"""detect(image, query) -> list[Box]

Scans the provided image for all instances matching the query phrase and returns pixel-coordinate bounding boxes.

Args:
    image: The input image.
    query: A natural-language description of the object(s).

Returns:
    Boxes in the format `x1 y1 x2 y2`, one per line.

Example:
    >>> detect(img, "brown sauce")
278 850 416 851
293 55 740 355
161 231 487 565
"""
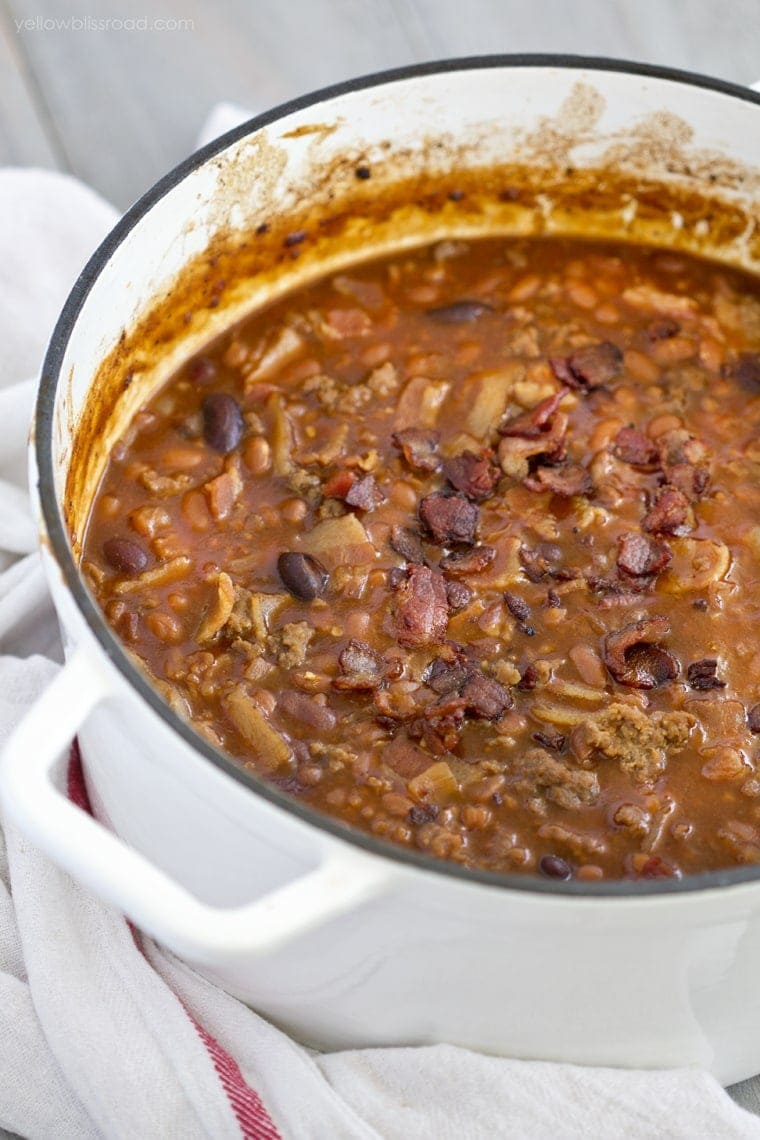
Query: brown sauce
82 236 760 881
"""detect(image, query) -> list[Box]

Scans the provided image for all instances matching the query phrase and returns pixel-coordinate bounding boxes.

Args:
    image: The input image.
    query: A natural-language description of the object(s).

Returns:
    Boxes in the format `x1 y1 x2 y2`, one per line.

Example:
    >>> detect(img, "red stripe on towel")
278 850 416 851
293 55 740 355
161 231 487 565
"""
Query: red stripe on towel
67 742 282 1140
192 1016 282 1140
66 739 90 810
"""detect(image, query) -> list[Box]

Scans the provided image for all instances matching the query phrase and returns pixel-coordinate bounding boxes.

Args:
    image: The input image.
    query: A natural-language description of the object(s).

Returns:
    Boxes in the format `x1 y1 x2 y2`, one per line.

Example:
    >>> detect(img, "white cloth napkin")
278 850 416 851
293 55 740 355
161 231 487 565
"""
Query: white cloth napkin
1 115 760 1140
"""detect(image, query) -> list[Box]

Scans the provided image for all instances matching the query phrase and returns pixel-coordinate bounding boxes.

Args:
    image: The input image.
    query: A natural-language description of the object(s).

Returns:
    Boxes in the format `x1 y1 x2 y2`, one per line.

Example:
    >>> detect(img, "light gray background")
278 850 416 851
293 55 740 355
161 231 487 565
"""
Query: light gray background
1 0 759 209
1 0 759 1127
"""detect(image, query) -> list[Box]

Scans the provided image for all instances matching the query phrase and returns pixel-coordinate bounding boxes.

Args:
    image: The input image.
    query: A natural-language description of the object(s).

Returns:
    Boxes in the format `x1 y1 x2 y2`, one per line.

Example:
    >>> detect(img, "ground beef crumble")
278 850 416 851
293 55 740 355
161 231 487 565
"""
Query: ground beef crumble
580 702 694 785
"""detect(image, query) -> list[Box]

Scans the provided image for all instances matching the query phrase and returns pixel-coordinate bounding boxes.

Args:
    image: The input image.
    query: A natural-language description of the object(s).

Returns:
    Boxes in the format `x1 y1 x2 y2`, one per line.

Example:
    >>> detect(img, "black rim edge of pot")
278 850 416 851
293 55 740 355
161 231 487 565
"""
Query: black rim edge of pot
36 54 760 900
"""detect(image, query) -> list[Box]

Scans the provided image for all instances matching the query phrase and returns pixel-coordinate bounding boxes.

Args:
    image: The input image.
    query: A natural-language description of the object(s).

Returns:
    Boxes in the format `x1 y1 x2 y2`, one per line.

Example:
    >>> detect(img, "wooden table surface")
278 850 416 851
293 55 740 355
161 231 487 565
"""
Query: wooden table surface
1 0 759 210
1 0 760 1123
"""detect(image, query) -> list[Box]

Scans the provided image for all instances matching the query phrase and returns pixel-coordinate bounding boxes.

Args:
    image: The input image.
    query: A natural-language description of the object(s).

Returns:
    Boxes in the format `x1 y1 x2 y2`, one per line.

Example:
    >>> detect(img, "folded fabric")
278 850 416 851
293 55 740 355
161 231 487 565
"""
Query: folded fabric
1 126 760 1139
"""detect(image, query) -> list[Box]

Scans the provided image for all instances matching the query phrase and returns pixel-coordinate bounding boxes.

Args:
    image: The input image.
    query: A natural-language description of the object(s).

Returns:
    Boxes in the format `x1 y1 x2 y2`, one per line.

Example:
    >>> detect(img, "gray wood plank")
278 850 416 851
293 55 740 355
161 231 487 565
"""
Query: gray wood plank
5 0 420 209
728 1075 760 1115
398 0 760 86
8 0 760 210
0 8 60 169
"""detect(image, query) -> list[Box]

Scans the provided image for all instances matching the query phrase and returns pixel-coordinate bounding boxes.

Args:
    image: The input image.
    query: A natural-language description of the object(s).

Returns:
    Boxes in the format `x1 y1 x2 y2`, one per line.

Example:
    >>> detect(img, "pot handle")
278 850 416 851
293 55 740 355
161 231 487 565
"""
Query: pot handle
0 649 391 962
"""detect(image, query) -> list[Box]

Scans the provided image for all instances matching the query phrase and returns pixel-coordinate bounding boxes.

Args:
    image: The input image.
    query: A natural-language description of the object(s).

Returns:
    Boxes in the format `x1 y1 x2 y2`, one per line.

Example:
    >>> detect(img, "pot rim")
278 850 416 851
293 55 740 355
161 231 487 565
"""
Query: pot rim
36 53 760 899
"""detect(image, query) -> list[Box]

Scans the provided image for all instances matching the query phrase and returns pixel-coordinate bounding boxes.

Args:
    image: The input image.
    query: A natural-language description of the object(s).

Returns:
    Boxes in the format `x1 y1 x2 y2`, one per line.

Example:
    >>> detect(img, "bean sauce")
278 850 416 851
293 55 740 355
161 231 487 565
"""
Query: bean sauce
83 237 760 880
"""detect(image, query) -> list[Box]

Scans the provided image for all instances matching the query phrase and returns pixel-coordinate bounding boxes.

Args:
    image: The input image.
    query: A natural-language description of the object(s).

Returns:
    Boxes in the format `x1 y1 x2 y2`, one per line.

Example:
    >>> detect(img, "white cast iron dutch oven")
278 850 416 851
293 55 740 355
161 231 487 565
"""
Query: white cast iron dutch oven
3 56 760 1085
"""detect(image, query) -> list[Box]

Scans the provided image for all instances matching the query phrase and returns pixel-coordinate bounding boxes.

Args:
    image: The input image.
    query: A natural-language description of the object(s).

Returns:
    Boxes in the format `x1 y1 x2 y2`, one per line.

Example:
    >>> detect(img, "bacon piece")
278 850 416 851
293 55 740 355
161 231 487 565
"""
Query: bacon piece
419 493 479 545
686 658 726 691
389 524 425 564
642 486 693 536
417 700 466 754
446 580 473 612
548 357 575 386
612 427 659 470
439 544 496 577
616 533 672 578
425 655 469 695
666 464 710 500
393 564 449 647
499 390 566 438
524 463 594 497
603 616 679 689
647 317 681 340
324 470 385 511
460 672 513 719
587 575 635 596
726 352 760 388
533 730 566 753
424 655 512 722
655 429 710 500
497 392 569 479
520 542 577 584
323 470 356 499
551 341 622 391
391 428 441 473
498 422 568 478
333 639 384 691
443 451 500 501
517 664 540 691
344 474 385 511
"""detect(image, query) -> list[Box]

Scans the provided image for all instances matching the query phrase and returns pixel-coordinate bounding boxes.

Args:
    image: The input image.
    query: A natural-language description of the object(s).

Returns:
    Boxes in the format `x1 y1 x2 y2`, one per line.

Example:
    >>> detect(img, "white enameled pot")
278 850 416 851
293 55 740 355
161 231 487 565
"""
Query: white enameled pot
4 57 760 1085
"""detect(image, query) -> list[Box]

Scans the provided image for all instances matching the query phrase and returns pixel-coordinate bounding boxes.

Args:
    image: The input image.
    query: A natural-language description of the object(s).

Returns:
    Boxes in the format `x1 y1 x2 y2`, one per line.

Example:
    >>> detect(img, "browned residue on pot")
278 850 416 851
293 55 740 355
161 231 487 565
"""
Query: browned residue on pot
63 79 760 553
281 122 340 139
515 81 607 166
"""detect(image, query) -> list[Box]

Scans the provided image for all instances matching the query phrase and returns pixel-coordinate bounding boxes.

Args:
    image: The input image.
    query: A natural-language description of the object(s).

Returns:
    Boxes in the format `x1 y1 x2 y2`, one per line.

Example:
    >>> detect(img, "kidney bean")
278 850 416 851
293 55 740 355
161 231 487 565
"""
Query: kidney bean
426 300 493 323
539 854 573 880
103 537 148 575
277 552 329 600
202 392 244 453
